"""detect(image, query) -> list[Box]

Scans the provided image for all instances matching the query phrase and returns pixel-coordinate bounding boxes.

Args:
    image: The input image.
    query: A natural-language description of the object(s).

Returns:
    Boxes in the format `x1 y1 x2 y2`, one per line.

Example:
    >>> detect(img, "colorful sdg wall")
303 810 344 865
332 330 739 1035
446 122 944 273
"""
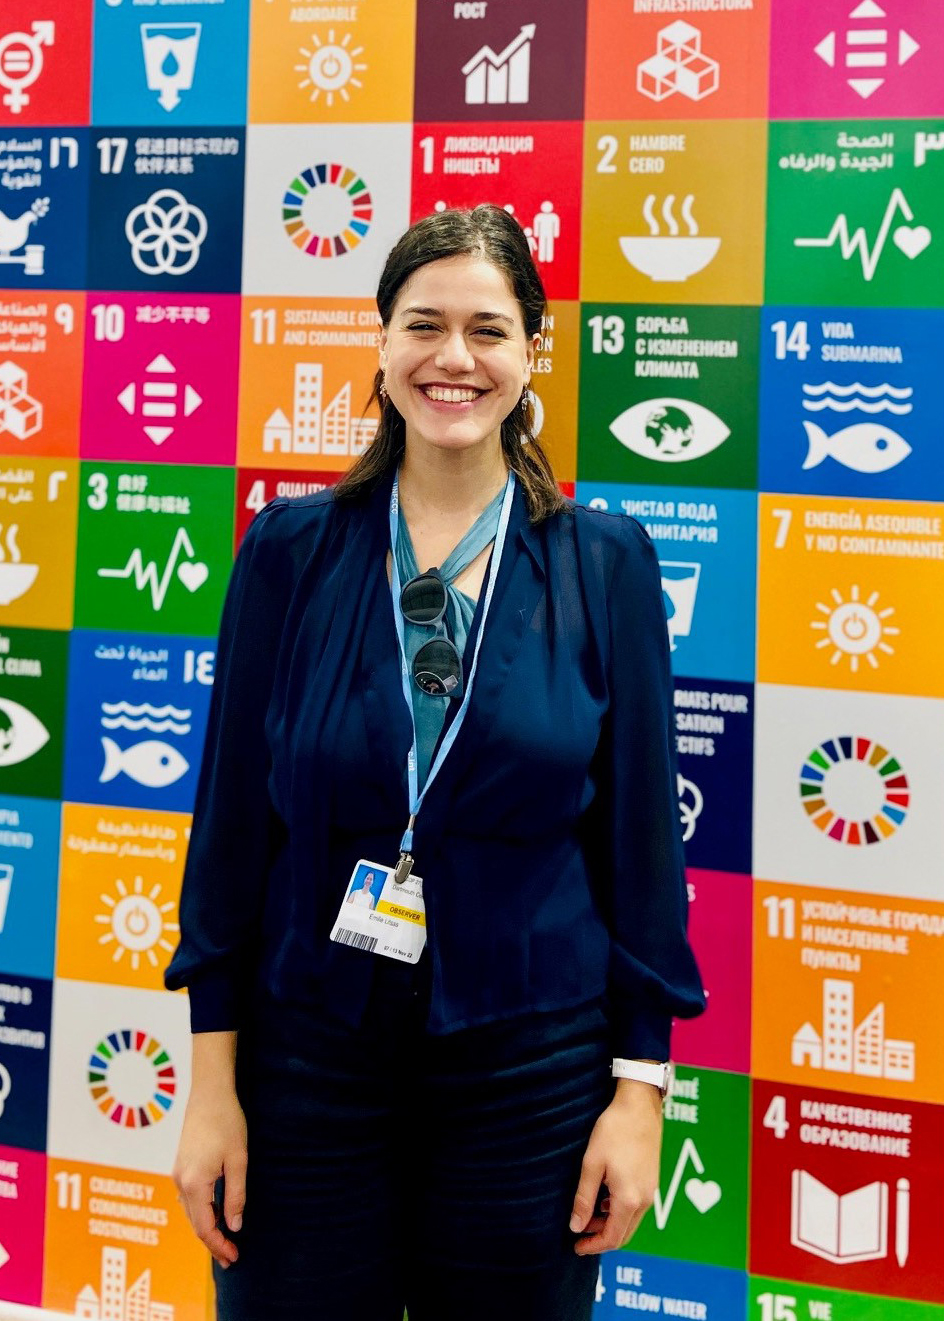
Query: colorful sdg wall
0 0 941 1317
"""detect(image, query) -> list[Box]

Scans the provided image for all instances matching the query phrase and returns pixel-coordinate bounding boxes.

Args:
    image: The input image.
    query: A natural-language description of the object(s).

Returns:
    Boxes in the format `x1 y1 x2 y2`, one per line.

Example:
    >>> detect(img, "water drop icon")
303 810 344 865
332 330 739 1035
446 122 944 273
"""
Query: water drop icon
161 49 180 77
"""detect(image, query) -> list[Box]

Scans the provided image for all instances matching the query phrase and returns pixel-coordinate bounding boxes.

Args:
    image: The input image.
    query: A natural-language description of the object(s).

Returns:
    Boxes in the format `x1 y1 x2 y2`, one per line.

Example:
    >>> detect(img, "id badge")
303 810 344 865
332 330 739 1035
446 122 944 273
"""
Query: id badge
329 859 426 964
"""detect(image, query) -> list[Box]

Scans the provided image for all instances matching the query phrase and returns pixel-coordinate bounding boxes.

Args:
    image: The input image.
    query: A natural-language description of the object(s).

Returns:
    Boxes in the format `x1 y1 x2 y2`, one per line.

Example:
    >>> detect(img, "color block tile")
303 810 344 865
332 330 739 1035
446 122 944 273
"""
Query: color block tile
46 980 190 1175
73 460 235 637
575 483 758 685
586 0 771 121
751 1078 944 1303
56 804 189 992
43 1158 208 1320
596 1253 747 1319
0 626 68 800
0 794 60 980
766 121 944 308
0 974 52 1154
757 493 944 698
0 2 92 126
673 869 752 1076
87 129 245 294
81 294 239 466
769 0 944 120
0 292 84 459
242 124 411 298
629 1066 749 1271
249 0 416 124
411 122 582 299
0 1144 46 1306
578 303 760 488
414 0 587 123
759 307 944 502
62 630 214 813
92 0 250 126
236 296 381 472
0 131 91 290
752 879 944 1105
753 684 944 901
582 119 767 305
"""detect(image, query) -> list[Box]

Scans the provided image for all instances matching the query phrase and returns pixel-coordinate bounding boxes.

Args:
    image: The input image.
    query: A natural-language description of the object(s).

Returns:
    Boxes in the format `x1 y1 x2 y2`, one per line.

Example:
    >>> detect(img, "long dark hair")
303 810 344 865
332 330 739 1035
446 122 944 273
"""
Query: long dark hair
333 204 565 523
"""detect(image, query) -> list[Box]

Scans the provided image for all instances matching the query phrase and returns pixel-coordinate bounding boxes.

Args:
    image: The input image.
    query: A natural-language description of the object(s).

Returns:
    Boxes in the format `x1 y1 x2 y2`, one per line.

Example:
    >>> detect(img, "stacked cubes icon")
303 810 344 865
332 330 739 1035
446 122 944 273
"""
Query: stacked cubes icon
637 21 720 103
0 361 42 440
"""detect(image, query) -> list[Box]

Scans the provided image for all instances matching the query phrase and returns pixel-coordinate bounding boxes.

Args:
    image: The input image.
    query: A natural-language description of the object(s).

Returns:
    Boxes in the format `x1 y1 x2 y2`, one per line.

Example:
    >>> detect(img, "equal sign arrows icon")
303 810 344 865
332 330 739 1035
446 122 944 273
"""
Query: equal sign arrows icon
814 1 920 99
116 353 203 445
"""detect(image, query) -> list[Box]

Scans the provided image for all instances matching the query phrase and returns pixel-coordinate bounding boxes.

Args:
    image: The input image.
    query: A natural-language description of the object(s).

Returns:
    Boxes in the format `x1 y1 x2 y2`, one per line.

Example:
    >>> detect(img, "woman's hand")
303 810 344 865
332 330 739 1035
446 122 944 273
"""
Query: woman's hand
173 1030 246 1270
569 1079 663 1255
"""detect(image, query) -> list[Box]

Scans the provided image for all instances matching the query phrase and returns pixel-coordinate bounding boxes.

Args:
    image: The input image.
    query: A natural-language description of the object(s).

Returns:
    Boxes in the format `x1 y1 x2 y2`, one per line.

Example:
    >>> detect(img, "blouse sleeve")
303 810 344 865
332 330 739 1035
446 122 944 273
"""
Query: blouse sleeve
164 498 291 1032
581 514 706 1060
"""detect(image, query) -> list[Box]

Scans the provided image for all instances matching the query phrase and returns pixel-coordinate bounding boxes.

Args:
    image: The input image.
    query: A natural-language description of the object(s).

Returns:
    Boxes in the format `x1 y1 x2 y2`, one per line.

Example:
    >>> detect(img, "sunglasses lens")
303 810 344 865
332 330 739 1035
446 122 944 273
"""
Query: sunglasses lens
401 572 446 624
413 639 462 698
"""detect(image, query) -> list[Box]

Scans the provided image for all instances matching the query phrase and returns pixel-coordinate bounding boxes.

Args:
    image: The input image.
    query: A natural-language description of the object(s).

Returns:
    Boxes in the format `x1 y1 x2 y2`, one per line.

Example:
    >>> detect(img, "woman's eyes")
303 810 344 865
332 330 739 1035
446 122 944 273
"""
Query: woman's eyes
407 323 505 338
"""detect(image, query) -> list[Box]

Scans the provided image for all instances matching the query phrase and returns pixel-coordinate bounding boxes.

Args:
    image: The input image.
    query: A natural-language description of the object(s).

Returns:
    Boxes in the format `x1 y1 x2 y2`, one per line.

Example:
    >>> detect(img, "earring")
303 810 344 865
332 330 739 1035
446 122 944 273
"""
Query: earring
379 375 387 402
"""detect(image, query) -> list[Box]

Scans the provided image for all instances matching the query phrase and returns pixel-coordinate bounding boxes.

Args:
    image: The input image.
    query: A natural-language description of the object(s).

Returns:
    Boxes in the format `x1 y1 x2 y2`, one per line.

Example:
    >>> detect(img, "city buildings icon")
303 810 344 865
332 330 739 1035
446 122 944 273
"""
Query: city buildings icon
462 24 535 105
76 1245 174 1320
637 22 720 103
263 364 377 457
0 361 42 440
792 978 915 1081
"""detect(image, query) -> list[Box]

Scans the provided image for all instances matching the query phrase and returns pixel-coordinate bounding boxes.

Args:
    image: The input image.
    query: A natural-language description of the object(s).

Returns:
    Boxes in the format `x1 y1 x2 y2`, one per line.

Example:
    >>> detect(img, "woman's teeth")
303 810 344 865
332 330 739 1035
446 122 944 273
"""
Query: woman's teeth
421 386 482 403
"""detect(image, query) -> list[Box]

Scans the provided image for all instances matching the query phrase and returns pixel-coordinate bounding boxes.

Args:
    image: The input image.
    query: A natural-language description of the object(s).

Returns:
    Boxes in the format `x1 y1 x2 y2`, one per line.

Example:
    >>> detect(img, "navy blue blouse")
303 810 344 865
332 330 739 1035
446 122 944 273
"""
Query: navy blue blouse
163 467 705 1058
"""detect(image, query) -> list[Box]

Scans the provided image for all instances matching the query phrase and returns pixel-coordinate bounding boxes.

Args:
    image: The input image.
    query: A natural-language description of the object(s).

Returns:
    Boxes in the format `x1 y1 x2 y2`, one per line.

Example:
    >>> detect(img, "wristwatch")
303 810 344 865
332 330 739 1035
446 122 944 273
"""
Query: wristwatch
611 1058 675 1100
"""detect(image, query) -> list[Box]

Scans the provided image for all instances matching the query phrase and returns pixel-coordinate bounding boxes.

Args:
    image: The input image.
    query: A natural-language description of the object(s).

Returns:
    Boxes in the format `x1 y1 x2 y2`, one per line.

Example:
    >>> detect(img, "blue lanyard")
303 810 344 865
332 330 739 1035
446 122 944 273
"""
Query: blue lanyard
389 466 516 861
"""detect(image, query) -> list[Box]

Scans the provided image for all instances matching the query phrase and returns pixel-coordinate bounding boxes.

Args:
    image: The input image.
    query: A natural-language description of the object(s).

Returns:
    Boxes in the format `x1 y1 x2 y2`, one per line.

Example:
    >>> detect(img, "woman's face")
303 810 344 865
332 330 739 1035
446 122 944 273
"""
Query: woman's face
378 254 539 459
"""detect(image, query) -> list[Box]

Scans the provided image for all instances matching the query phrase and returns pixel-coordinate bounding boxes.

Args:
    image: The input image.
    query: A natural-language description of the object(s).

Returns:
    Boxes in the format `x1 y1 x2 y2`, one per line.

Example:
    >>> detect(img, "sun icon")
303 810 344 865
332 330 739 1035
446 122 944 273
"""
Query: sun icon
810 585 899 672
95 875 179 972
295 30 367 106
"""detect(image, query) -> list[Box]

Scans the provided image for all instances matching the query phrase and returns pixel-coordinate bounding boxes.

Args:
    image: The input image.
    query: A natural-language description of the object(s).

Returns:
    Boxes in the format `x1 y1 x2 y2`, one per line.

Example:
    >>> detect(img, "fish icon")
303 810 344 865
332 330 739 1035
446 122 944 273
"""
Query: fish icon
802 421 912 474
99 737 189 788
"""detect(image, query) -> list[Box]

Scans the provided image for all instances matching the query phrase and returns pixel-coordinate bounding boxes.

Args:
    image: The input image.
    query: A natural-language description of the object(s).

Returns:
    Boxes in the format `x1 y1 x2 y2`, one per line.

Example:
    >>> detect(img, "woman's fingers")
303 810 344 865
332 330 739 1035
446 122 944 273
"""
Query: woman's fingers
573 1192 647 1255
569 1153 605 1233
222 1150 248 1234
180 1179 239 1269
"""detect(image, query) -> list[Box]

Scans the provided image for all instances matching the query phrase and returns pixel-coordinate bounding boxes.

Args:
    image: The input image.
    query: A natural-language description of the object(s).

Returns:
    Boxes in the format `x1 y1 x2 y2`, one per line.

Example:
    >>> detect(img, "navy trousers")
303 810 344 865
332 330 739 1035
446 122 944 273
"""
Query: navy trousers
214 952 614 1320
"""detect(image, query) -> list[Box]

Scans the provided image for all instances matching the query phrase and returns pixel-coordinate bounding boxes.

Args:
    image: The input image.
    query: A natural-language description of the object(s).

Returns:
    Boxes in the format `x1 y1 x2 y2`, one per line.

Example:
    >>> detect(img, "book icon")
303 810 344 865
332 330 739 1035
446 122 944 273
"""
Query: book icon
791 1169 910 1267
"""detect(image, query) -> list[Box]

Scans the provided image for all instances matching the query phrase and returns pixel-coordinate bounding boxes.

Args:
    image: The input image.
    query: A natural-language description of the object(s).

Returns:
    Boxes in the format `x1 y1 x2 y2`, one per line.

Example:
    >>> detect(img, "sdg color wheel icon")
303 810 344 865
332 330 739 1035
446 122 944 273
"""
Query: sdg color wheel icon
799 735 909 845
283 162 372 256
87 1028 177 1128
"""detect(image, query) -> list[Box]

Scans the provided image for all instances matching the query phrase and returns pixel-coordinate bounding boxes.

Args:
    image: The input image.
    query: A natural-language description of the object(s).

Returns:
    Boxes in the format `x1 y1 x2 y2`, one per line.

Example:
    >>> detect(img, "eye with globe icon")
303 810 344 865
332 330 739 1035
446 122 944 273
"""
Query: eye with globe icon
645 404 696 456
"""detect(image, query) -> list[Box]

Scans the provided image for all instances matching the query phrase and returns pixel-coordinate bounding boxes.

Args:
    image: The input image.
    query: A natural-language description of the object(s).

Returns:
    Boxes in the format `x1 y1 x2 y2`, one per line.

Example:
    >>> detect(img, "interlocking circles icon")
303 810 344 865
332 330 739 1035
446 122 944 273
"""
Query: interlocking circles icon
124 188 208 277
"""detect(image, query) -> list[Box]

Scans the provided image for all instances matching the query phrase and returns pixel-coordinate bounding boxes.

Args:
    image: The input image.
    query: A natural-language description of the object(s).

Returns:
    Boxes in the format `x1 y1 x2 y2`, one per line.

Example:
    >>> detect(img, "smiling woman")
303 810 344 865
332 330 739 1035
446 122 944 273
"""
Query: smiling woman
165 203 704 1321
333 203 565 524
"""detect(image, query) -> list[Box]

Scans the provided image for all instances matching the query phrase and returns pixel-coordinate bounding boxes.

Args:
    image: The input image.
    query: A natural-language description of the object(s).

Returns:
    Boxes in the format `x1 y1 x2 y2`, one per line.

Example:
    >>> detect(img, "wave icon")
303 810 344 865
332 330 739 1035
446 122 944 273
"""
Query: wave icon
100 700 192 736
802 381 913 416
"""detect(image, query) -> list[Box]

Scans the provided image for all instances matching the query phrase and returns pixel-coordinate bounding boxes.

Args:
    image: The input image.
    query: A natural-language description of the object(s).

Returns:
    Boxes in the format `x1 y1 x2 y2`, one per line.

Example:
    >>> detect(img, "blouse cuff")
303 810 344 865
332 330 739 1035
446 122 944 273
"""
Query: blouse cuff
610 1005 674 1062
180 970 242 1035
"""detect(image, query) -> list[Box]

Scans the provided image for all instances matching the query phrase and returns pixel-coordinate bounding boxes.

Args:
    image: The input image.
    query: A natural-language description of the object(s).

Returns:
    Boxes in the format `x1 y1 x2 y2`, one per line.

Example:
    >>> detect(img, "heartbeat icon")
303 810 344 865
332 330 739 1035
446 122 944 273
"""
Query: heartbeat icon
652 1137 721 1229
97 527 209 610
795 188 932 281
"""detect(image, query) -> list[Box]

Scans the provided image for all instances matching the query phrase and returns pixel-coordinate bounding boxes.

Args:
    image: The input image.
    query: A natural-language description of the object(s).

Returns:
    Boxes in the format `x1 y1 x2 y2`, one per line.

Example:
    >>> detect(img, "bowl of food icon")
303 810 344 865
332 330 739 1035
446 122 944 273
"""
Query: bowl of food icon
0 563 39 605
618 236 721 281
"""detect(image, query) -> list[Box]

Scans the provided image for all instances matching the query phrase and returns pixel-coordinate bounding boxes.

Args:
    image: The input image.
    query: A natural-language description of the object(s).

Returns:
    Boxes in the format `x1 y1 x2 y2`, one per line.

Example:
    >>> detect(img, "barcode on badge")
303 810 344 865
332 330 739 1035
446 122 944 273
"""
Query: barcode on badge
334 928 379 952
